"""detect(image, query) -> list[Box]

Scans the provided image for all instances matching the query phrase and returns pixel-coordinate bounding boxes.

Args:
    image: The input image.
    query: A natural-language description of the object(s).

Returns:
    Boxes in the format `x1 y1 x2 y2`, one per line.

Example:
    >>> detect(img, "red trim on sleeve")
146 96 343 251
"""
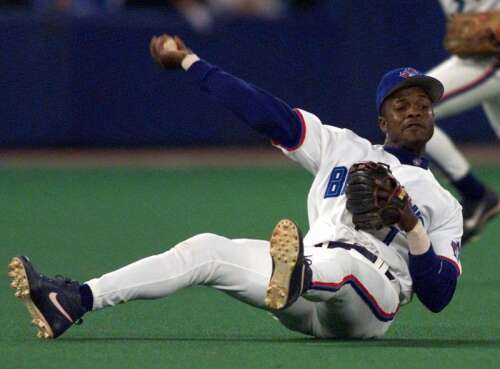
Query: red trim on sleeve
287 108 307 151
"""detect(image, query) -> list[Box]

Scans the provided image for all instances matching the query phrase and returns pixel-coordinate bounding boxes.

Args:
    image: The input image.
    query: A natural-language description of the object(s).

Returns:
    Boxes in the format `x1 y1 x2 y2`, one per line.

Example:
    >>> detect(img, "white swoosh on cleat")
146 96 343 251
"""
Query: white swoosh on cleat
465 204 491 229
48 292 74 323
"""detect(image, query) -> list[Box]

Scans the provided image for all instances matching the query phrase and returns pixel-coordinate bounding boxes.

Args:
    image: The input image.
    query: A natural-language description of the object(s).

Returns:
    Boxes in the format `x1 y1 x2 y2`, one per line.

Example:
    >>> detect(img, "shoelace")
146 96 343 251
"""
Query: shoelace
53 274 78 284
304 256 312 266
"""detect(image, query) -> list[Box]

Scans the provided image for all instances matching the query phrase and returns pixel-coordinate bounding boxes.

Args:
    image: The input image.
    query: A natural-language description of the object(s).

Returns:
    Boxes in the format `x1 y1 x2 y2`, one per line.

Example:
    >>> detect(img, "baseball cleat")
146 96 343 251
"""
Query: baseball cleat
462 188 500 244
265 219 311 310
8 256 87 339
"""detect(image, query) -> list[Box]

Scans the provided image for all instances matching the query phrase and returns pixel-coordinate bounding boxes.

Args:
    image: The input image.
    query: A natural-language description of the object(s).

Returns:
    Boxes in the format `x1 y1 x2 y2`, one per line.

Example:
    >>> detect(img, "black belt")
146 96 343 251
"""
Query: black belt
315 241 395 280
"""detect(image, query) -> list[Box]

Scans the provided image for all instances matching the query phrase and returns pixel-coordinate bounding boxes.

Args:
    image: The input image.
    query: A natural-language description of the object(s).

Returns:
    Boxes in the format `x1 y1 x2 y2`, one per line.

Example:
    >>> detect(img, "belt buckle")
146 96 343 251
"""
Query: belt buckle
374 257 389 275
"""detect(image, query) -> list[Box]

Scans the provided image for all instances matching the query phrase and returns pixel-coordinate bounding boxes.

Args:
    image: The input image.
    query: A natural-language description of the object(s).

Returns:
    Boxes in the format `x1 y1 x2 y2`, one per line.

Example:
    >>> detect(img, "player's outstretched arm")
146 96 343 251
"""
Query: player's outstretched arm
149 34 303 150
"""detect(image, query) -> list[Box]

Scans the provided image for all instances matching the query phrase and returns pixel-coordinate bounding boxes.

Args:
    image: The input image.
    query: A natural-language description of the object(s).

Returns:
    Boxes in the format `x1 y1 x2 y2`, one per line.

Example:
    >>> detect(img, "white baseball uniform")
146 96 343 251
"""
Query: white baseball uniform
85 108 462 339
426 0 500 180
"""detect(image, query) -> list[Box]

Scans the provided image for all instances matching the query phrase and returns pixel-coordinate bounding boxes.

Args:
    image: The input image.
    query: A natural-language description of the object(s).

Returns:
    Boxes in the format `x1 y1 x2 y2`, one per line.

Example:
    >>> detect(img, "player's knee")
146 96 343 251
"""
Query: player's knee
182 233 224 249
185 233 219 244
180 233 231 256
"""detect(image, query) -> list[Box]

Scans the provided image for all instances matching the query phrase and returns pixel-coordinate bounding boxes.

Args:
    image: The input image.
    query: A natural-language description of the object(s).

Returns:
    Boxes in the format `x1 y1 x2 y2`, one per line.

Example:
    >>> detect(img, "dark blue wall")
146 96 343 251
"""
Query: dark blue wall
1 1 496 147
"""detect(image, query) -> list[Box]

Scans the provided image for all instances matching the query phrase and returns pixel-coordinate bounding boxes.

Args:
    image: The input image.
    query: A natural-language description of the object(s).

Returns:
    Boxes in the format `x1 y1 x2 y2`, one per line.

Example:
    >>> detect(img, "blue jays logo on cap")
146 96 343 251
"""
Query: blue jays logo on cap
399 67 419 79
376 67 444 114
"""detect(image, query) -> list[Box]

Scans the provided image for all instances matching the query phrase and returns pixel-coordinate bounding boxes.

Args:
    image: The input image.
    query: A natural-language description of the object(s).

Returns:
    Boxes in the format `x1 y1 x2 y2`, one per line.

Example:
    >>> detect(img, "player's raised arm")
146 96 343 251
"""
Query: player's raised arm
150 34 303 150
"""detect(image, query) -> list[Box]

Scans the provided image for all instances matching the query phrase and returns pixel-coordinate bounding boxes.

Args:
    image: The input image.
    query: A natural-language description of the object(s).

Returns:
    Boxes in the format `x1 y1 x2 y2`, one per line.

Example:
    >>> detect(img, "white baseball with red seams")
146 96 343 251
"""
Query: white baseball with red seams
162 38 178 51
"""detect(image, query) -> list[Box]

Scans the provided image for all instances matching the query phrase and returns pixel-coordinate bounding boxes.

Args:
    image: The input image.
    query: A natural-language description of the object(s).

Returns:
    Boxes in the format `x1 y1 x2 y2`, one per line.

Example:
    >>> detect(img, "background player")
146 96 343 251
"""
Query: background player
8 35 462 340
425 0 500 243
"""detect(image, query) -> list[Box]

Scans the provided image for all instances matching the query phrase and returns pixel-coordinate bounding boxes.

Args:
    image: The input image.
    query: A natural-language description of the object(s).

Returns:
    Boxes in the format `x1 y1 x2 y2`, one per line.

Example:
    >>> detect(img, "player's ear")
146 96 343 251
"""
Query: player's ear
378 116 387 134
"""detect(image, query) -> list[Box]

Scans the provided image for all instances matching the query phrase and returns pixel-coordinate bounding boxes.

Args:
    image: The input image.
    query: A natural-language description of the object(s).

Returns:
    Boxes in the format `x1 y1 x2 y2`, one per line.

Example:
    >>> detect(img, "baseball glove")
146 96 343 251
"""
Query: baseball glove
444 11 500 58
345 162 409 231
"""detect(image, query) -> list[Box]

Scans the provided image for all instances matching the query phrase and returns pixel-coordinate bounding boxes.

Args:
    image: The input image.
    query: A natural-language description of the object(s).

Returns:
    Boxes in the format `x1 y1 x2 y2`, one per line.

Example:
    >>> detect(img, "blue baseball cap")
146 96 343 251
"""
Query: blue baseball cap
376 67 444 114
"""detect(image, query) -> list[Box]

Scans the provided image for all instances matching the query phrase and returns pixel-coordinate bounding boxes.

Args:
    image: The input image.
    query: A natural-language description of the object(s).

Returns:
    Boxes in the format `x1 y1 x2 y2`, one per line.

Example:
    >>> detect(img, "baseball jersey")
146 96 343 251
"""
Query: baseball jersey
439 0 499 15
185 58 462 307
277 109 463 304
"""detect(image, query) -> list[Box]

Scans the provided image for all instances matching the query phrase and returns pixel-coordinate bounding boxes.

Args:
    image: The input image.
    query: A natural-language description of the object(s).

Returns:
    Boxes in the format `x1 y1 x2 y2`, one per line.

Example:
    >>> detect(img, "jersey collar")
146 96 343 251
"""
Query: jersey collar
383 146 429 169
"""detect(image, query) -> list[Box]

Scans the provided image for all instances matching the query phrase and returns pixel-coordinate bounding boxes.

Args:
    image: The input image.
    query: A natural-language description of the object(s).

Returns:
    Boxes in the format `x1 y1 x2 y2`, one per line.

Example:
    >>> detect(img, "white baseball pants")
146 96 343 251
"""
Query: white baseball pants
85 233 400 339
426 56 500 180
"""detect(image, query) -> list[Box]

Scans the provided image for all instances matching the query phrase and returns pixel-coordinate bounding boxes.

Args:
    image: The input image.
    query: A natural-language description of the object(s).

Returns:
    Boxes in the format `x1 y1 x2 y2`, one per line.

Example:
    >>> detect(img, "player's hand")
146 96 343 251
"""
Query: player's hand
398 200 418 232
150 34 192 69
346 162 413 231
373 177 417 231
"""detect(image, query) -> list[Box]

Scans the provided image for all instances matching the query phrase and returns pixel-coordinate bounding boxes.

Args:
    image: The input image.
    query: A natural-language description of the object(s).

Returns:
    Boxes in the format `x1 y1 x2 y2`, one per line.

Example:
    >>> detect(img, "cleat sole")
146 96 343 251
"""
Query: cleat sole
266 219 300 310
8 257 54 339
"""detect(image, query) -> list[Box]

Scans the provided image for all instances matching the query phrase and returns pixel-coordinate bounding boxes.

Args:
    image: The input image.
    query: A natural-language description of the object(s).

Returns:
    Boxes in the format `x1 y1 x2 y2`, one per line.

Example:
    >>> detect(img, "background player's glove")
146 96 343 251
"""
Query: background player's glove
346 162 410 231
150 34 193 69
444 11 500 58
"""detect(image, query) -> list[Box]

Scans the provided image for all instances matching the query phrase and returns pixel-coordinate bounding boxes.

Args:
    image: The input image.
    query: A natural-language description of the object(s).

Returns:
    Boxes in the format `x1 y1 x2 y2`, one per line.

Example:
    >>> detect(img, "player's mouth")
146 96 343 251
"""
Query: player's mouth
403 121 425 130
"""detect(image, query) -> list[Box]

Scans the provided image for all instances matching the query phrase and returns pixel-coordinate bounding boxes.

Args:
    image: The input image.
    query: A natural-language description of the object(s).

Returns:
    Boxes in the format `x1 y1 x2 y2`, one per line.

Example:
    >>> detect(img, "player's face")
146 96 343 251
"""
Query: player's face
378 86 434 155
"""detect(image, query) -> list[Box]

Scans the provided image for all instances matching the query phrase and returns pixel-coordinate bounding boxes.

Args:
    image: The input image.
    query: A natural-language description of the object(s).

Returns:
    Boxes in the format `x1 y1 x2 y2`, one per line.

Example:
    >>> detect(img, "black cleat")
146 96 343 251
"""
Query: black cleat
8 256 86 339
462 188 500 244
265 219 312 310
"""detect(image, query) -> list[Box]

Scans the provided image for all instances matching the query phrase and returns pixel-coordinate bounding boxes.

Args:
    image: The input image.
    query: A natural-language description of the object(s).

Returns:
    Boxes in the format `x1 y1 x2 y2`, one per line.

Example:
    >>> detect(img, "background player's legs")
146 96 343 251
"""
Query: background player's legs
425 126 470 180
428 56 500 119
283 247 400 339
427 56 499 185
86 234 273 310
426 56 500 242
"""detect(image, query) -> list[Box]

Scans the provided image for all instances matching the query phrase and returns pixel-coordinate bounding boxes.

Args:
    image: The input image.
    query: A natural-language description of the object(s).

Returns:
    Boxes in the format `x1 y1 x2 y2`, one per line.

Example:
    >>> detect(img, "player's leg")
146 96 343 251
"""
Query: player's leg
9 233 280 338
271 297 326 337
302 247 400 339
86 234 273 309
428 56 500 119
266 220 399 339
425 126 470 180
272 251 399 340
457 96 500 238
426 56 500 242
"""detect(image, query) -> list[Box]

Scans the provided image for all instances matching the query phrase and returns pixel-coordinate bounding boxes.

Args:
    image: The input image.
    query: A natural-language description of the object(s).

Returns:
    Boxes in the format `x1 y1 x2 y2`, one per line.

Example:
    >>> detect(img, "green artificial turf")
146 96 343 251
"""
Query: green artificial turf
1 165 498 369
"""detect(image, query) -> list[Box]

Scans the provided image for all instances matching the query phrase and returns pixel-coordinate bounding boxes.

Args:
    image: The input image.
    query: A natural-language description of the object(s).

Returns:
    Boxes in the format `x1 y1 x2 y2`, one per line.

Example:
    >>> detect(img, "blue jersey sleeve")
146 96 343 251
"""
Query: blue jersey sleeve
409 246 458 313
185 59 303 149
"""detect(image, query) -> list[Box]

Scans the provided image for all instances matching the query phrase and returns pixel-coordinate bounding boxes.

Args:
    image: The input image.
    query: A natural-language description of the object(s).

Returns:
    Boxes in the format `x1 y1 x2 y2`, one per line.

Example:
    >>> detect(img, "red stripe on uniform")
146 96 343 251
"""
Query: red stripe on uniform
440 59 500 103
311 274 400 320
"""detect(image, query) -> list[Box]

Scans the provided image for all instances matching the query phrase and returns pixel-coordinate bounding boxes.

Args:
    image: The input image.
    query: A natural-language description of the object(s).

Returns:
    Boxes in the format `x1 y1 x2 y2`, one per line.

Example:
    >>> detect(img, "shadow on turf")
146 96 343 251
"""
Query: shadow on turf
63 336 498 348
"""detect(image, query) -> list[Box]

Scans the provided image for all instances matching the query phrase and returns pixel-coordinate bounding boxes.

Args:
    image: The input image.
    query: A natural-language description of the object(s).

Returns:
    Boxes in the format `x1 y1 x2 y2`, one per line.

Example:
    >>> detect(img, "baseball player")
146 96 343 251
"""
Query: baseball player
8 35 462 340
425 0 500 243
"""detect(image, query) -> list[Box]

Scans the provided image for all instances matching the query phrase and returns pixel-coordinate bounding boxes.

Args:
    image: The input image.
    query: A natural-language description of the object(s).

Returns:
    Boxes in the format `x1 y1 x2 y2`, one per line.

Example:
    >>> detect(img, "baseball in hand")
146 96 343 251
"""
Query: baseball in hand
163 38 178 52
